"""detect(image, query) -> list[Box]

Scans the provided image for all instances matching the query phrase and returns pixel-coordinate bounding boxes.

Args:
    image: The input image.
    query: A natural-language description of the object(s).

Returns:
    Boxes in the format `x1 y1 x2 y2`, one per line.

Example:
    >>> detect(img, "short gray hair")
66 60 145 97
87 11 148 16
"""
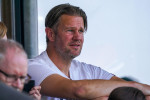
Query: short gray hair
0 39 27 66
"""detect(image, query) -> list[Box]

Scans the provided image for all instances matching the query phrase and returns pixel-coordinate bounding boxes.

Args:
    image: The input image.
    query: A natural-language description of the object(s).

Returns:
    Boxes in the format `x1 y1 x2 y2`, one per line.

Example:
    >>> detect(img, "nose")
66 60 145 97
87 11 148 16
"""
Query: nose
72 31 83 40
12 78 23 91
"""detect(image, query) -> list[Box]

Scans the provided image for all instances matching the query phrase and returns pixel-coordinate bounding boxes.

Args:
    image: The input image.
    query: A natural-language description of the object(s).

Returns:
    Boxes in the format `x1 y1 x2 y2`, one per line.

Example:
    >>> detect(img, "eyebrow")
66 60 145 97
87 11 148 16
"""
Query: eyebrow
64 26 84 30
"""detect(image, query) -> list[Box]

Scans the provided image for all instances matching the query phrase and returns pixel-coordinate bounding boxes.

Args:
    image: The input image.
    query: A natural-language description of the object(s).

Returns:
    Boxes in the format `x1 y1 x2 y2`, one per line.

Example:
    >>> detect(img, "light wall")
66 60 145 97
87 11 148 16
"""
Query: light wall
37 0 150 84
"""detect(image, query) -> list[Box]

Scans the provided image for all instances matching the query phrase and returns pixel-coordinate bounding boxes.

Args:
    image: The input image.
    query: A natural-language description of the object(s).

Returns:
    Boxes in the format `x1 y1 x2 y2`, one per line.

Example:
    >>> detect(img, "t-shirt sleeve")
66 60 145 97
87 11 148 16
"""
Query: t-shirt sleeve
28 61 56 86
86 64 114 80
76 61 114 80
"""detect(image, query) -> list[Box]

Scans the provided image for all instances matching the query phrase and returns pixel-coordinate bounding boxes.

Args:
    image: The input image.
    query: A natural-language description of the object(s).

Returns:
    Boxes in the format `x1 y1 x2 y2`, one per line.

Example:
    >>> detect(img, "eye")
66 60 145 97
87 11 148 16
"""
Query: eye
79 29 84 34
67 30 73 32
20 76 26 79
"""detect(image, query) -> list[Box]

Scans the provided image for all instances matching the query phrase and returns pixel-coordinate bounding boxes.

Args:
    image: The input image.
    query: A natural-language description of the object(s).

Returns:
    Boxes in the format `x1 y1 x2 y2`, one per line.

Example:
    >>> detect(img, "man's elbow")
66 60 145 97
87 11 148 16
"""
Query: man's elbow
72 82 90 99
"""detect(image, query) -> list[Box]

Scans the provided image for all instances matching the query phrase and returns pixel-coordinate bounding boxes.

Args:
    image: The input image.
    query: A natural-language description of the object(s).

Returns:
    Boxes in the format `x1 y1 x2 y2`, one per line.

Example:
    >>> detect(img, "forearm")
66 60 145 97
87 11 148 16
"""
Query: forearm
133 82 150 96
75 80 150 99
41 75 150 100
74 79 134 99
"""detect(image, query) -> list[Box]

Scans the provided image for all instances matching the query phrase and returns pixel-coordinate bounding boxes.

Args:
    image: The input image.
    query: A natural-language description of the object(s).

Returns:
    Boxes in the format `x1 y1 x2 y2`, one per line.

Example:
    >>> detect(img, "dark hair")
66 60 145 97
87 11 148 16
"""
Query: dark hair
108 87 146 100
45 3 87 43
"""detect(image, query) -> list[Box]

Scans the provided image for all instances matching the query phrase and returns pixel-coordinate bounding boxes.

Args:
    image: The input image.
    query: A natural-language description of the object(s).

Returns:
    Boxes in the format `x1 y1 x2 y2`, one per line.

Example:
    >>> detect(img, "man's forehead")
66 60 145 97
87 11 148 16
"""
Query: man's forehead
5 49 27 64
59 15 84 27
60 14 83 20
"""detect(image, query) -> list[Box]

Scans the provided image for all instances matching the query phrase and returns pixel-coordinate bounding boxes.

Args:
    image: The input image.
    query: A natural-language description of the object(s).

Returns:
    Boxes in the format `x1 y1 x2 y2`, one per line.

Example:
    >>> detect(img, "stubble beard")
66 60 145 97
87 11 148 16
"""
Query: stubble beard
55 46 82 61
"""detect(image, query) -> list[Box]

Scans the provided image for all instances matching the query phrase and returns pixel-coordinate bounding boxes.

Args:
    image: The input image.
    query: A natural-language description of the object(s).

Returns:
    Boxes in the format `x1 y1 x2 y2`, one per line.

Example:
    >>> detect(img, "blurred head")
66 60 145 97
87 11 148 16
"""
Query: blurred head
45 3 87 44
0 22 7 39
0 39 28 91
108 87 146 100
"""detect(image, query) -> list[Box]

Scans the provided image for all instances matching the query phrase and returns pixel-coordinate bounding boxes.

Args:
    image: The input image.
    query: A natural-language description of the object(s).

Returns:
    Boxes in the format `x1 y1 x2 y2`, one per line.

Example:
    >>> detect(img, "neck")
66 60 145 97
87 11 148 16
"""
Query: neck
46 47 72 77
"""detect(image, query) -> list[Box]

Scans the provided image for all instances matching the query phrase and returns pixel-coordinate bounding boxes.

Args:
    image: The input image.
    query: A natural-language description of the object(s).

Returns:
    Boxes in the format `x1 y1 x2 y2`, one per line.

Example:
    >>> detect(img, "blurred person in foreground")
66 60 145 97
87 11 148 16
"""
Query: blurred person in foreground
0 39 41 100
28 3 150 100
108 87 146 100
0 80 34 100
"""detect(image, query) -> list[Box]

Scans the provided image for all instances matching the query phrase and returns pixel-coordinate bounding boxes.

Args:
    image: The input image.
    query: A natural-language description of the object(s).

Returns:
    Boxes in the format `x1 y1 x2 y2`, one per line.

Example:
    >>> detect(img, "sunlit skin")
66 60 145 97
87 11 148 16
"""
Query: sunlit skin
0 49 27 91
54 15 85 60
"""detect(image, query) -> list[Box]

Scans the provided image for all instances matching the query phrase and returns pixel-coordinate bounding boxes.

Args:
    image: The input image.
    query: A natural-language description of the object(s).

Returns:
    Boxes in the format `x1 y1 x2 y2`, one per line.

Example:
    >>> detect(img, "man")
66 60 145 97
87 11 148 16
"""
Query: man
0 39 41 100
28 4 150 100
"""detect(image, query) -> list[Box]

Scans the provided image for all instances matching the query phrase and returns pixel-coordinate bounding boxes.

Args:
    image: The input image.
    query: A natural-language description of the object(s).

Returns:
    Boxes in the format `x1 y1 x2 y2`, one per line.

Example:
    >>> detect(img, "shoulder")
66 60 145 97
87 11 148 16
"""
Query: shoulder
71 60 113 80
28 51 53 78
28 51 48 67
27 51 57 85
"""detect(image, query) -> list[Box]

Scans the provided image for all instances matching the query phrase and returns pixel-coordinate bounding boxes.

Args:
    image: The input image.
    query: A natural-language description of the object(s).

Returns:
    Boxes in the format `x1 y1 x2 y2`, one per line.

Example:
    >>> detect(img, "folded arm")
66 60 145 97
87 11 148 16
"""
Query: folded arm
40 74 150 99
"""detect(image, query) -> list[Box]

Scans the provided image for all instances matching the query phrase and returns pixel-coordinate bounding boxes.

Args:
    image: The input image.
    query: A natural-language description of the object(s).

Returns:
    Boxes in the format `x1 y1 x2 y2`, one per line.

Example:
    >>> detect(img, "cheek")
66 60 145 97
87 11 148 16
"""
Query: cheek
80 36 84 45
82 37 84 42
56 35 70 45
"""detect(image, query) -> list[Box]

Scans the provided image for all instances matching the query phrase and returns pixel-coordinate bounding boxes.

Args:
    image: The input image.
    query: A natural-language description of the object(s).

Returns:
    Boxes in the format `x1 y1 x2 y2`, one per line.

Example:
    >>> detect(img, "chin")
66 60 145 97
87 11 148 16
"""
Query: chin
71 54 80 59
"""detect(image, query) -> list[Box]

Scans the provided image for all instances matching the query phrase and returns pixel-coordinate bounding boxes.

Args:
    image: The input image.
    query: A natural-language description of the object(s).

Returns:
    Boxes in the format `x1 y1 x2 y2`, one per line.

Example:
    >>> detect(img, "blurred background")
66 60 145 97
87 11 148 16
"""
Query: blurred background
1 0 150 84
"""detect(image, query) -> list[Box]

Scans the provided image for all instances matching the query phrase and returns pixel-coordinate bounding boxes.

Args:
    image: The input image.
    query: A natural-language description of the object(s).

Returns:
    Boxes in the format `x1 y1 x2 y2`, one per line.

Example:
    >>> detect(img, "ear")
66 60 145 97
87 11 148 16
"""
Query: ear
45 27 55 41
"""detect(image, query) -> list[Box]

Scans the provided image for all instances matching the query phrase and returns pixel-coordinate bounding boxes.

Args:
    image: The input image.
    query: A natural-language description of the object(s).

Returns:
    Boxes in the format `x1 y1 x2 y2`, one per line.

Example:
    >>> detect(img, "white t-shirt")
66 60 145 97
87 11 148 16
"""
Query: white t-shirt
28 51 114 100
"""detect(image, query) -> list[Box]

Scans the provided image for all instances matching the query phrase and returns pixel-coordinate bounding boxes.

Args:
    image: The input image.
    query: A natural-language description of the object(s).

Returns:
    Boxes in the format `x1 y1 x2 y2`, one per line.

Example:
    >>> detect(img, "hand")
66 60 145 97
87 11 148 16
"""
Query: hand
146 96 150 100
29 86 41 100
